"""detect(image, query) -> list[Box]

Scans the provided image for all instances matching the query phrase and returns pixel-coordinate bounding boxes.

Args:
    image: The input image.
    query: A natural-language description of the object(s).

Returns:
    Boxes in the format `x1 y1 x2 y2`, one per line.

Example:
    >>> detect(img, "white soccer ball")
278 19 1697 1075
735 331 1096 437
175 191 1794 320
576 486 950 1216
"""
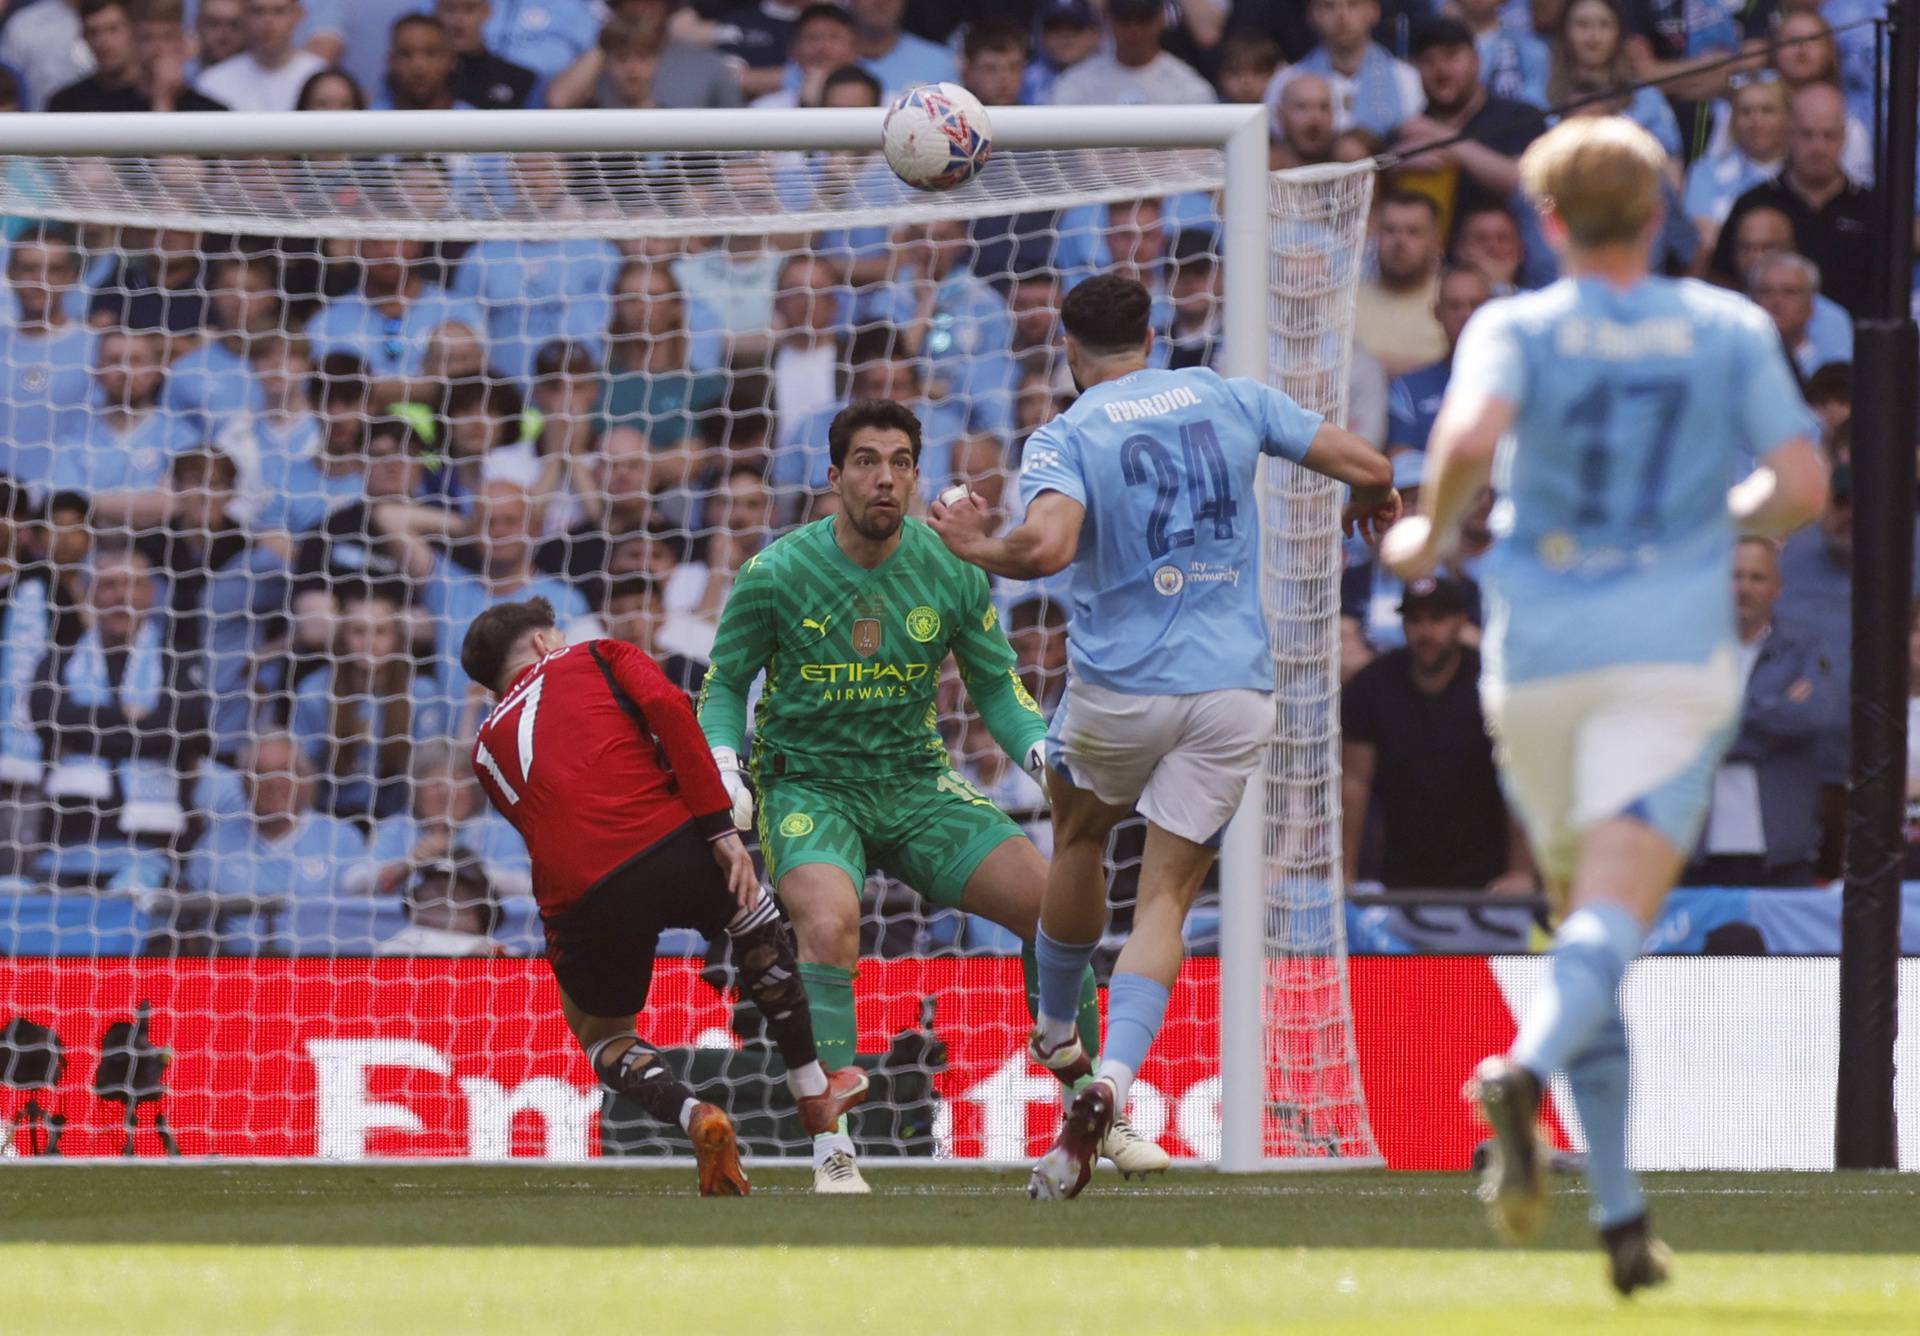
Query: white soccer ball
881 82 993 192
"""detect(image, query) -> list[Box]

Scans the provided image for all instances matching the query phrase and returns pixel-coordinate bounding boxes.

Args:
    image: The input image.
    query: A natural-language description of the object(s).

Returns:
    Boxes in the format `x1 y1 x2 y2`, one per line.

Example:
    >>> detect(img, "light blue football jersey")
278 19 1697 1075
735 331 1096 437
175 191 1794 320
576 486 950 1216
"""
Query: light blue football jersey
1448 275 1818 686
1017 366 1324 696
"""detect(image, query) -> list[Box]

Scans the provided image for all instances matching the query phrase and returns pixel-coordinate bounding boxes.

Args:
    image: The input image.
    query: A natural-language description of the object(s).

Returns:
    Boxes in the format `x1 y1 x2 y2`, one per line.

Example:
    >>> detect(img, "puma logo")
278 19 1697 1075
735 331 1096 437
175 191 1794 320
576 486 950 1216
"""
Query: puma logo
802 616 833 638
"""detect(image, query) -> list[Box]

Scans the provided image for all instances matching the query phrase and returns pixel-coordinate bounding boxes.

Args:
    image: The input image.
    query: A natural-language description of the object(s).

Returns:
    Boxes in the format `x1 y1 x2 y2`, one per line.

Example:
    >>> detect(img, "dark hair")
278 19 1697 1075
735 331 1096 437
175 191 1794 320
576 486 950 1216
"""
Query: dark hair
796 2 855 32
1216 31 1281 74
10 220 80 256
1060 273 1152 354
405 852 500 935
820 64 882 105
703 371 773 448
963 16 1028 62
534 338 601 379
460 596 557 694
1805 361 1851 406
444 377 532 449
341 582 403 612
169 446 238 490
600 10 666 57
312 351 369 412
847 326 920 384
296 66 366 111
1438 262 1493 290
0 64 18 109
79 0 130 21
828 398 923 471
1454 202 1519 233
1171 227 1216 272
0 473 35 522
607 573 664 606
365 402 442 456
1380 190 1442 222
390 11 445 40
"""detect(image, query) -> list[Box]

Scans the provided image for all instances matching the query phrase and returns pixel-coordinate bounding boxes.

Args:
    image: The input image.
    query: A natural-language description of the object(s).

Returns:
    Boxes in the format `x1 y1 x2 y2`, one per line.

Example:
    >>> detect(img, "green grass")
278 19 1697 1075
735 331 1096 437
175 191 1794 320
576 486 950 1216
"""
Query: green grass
4 1167 1919 1334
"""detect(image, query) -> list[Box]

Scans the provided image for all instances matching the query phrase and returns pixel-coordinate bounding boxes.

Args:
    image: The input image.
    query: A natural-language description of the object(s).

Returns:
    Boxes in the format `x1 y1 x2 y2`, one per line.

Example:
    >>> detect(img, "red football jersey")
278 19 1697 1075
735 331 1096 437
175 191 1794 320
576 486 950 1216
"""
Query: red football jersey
471 639 733 918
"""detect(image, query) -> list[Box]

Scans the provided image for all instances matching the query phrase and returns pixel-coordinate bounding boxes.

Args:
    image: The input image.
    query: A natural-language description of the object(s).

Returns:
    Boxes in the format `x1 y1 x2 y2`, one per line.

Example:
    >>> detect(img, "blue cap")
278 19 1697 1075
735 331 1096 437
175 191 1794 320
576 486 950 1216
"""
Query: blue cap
1038 0 1099 27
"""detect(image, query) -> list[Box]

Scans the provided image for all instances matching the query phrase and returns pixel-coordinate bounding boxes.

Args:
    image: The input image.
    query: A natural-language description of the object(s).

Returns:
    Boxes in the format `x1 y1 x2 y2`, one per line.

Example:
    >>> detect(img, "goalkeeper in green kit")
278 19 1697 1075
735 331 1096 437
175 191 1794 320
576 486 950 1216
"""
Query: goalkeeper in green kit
698 398 1167 1194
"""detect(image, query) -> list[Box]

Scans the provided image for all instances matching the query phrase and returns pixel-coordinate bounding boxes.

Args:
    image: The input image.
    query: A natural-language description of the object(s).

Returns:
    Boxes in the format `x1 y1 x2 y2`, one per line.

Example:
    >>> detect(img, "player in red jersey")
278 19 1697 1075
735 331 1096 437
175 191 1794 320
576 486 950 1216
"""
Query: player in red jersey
460 597 867 1195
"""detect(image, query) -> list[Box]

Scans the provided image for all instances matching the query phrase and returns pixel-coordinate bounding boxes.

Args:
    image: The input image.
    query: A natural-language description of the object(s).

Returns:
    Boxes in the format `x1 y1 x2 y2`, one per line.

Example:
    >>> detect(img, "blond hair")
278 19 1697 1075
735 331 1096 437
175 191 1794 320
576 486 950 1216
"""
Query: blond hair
1518 117 1667 248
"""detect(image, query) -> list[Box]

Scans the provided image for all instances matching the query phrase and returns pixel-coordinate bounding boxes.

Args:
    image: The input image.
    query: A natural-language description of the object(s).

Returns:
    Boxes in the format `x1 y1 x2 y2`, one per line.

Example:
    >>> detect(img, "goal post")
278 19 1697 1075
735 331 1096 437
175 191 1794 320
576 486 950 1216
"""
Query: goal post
0 107 1378 1169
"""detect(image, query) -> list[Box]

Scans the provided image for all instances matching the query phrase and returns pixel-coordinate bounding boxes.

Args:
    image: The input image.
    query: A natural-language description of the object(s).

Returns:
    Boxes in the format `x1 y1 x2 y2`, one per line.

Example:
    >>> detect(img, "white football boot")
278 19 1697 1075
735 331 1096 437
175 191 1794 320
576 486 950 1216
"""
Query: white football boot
812 1146 871 1195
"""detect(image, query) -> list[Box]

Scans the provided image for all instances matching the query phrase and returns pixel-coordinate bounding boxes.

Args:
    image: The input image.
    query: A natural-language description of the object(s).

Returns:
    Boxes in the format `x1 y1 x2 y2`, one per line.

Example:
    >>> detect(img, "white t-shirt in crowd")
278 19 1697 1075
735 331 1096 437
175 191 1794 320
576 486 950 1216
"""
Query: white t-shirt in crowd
1050 51 1216 107
195 48 328 113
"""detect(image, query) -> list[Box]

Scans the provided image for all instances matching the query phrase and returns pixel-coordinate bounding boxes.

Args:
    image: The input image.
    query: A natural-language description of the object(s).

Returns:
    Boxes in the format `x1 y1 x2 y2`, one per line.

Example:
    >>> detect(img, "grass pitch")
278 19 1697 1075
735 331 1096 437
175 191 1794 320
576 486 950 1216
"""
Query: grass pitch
5 1166 1919 1335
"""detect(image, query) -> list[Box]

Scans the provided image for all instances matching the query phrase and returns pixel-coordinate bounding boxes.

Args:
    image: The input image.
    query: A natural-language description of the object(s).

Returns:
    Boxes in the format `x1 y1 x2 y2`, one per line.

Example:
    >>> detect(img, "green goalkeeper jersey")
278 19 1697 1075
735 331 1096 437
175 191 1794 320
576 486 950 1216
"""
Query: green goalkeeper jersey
698 516 1046 778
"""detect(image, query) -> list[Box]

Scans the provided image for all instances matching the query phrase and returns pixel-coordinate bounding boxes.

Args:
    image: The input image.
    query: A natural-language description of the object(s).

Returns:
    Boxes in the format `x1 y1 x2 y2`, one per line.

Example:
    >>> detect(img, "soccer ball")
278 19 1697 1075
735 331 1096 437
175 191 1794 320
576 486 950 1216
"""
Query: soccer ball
881 82 993 192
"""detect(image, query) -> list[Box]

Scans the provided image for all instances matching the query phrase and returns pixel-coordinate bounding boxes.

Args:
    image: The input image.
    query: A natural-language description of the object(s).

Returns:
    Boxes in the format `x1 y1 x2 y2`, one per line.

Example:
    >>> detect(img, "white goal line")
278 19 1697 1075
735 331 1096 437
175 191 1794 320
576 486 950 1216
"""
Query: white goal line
0 1154 1389 1172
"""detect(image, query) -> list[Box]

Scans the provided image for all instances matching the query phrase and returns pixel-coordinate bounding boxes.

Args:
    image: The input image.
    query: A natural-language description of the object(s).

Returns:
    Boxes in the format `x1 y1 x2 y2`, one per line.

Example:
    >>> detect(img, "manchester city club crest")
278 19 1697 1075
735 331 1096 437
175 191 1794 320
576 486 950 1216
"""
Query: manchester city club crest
1154 565 1185 596
906 605 941 642
853 617 882 657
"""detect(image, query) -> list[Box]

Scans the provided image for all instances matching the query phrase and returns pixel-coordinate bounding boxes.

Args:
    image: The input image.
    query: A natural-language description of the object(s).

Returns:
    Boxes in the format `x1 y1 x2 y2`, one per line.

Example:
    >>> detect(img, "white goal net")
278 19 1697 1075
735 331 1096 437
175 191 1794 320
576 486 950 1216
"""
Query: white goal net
0 115 1376 1167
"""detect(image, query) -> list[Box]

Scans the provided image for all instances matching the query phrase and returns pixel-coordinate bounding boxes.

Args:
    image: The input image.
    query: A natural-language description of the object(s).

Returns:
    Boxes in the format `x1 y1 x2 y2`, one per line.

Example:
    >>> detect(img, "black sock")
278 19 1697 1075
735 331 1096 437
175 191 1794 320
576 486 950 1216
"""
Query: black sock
594 1040 697 1128
732 915 822 1074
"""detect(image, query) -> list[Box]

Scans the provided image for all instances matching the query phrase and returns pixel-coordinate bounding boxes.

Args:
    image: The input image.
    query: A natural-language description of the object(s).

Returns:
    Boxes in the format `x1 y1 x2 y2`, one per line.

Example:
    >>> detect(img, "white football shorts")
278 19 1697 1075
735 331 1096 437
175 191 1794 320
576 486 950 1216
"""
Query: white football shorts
1479 649 1742 885
1045 680 1273 845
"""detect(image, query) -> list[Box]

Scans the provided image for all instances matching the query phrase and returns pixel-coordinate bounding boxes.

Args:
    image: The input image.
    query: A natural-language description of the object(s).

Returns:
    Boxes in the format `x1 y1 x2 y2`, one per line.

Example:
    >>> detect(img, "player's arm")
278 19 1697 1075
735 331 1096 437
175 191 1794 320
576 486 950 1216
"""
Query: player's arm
695 553 778 829
1730 441 1827 539
1380 308 1518 580
930 489 1085 581
931 418 1087 579
605 640 760 906
1301 422 1400 539
1228 377 1399 540
950 568 1049 784
602 641 734 836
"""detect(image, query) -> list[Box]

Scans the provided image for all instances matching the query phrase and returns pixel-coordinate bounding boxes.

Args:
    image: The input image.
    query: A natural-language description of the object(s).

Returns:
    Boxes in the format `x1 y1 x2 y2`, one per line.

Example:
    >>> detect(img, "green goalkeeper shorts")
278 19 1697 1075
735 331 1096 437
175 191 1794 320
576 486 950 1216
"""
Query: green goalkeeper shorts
755 766 1024 907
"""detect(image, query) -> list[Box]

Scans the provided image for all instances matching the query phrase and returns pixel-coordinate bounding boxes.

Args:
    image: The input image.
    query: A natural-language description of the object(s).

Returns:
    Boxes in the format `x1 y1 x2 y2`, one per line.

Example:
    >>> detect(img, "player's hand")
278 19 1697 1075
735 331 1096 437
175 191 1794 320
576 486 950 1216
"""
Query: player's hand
709 831 761 914
711 746 755 830
927 487 992 558
1342 486 1403 545
1023 740 1051 808
1379 514 1442 581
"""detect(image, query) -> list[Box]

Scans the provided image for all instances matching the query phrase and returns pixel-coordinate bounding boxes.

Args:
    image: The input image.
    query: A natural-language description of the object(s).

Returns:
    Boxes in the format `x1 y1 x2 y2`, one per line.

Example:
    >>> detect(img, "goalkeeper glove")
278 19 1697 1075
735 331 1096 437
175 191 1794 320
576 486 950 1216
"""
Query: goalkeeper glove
711 746 755 831
1024 740 1051 806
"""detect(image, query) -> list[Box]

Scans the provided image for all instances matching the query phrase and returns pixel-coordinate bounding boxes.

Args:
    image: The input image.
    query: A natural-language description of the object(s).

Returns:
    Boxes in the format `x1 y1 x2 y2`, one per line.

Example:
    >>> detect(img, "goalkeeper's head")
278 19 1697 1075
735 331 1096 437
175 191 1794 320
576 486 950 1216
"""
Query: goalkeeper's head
828 397 923 544
1518 116 1666 266
462 596 565 696
1060 272 1154 393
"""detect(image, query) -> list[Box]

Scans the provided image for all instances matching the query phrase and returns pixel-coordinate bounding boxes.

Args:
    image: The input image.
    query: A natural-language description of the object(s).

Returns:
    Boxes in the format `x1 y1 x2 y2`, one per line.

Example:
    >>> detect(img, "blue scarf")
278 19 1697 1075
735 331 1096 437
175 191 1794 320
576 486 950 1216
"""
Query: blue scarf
54 617 183 836
0 571 49 783
65 617 163 714
1298 44 1414 138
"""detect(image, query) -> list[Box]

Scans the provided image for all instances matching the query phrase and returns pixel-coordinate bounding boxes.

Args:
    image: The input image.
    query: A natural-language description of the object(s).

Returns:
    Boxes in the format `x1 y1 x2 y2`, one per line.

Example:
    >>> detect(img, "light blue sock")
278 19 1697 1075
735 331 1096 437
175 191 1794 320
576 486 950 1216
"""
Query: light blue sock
1509 903 1642 1081
1567 1008 1645 1230
1101 972 1170 1082
1033 927 1098 1047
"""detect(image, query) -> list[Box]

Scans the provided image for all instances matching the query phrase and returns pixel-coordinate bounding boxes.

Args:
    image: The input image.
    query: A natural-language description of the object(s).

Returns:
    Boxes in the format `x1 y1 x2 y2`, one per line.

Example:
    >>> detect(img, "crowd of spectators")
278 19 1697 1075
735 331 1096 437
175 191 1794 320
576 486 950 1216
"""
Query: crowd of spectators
0 0 1902 954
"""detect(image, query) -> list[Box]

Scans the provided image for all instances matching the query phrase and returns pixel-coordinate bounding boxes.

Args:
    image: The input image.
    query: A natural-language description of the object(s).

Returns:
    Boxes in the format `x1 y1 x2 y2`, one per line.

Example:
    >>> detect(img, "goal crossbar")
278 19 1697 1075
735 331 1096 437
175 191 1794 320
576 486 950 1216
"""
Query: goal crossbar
0 106 1269 157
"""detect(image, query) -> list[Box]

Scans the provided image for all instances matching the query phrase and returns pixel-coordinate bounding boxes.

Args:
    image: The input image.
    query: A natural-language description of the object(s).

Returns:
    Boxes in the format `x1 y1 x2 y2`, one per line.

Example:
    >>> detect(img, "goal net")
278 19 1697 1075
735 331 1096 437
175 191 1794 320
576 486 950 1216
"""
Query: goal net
0 116 1377 1166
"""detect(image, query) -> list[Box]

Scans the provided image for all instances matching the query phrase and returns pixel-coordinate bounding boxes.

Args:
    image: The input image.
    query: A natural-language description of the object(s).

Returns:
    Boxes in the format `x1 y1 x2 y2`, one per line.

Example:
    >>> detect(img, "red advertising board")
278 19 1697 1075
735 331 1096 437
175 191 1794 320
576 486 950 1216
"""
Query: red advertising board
0 956 1556 1166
